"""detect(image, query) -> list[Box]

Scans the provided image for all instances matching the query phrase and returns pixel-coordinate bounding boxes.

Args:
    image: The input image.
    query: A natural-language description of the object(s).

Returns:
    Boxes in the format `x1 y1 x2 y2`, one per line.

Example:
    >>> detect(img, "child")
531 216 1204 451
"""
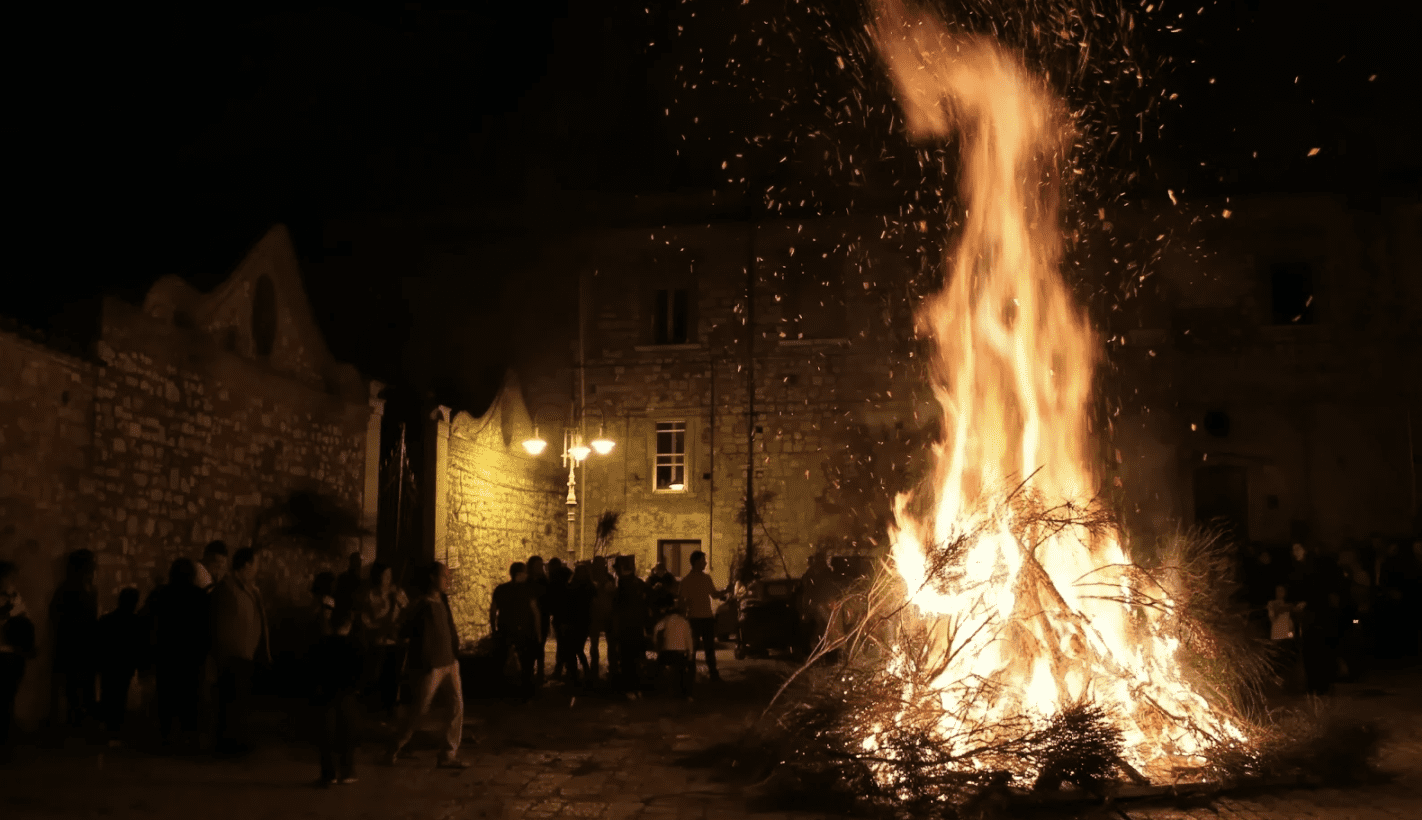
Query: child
309 606 364 786
652 599 694 700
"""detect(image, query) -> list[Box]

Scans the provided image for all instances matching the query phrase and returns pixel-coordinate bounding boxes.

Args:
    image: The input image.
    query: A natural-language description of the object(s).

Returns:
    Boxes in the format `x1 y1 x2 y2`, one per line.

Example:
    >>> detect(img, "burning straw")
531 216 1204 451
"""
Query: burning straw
753 493 1276 812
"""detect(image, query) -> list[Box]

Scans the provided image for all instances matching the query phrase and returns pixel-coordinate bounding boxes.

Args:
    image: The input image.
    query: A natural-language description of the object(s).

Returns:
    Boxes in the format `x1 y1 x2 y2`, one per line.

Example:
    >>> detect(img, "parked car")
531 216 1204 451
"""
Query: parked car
797 554 876 654
734 578 801 658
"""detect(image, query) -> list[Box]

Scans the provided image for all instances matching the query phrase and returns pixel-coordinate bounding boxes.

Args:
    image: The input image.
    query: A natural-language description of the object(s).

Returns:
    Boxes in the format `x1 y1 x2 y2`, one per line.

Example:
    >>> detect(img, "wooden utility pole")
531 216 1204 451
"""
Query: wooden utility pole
745 221 757 572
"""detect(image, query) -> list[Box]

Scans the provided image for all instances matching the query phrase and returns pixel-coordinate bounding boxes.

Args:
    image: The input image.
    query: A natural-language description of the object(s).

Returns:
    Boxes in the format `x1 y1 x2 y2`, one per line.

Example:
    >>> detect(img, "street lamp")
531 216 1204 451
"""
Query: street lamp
522 405 563 457
524 404 615 561
584 406 614 456
522 434 549 456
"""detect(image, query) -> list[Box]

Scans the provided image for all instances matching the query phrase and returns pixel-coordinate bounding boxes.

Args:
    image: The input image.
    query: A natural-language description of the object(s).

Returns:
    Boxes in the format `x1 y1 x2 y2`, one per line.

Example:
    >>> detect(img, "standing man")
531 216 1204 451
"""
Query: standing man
389 562 467 769
96 587 145 744
489 562 541 697
210 547 269 754
49 549 99 728
678 551 725 683
333 552 364 614
193 541 229 592
146 559 209 748
612 557 650 699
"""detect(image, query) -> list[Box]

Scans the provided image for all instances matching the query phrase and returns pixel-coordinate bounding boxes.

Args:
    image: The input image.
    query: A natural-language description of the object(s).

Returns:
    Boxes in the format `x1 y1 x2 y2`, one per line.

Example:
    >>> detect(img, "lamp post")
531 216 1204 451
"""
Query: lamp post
523 404 614 562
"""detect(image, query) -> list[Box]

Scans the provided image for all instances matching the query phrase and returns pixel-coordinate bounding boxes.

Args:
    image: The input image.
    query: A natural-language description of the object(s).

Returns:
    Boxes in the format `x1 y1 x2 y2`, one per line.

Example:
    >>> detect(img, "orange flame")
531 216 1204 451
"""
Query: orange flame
870 0 1241 780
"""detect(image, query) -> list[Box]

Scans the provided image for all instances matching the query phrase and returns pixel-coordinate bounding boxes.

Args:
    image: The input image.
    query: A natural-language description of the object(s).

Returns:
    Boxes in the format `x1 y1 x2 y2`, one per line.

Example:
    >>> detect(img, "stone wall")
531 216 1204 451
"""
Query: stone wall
434 377 567 640
0 225 379 727
0 331 98 726
85 298 374 605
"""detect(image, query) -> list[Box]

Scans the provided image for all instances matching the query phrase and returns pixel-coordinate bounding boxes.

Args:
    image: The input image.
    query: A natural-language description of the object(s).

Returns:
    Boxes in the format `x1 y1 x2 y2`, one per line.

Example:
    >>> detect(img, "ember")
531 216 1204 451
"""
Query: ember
865 0 1247 786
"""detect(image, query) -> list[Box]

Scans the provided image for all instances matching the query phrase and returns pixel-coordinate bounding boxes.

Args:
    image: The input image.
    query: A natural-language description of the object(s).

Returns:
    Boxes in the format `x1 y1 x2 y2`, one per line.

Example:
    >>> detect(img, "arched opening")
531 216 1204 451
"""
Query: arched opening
252 275 278 358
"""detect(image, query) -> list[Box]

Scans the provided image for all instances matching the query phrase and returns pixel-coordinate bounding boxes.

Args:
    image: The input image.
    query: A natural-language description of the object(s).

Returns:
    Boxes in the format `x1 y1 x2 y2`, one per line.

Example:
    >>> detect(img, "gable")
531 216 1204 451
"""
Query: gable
139 224 355 394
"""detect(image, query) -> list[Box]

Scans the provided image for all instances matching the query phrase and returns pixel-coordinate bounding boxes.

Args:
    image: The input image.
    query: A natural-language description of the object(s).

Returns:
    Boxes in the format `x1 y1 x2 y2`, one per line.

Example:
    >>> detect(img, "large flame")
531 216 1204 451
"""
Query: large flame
871 0 1241 780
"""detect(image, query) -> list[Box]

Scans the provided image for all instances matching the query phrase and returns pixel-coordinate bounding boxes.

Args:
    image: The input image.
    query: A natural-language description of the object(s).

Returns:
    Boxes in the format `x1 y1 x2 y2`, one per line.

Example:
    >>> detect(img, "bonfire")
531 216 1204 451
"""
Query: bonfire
757 1 1265 806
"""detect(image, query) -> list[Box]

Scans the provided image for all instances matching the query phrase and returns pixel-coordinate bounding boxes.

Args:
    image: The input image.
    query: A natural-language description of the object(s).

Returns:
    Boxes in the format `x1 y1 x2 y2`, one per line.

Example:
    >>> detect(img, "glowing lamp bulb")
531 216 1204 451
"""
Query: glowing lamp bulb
569 443 592 462
590 436 615 455
522 437 548 456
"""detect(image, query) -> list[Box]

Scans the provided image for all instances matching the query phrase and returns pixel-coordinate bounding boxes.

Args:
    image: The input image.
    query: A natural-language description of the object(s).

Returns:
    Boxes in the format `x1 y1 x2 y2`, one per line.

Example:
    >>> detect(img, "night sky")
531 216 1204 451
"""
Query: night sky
7 0 1417 398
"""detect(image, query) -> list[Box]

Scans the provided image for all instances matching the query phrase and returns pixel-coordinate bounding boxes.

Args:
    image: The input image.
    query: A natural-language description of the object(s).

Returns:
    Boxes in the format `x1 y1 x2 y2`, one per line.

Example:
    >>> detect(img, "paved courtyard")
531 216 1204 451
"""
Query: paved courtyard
2 650 1420 820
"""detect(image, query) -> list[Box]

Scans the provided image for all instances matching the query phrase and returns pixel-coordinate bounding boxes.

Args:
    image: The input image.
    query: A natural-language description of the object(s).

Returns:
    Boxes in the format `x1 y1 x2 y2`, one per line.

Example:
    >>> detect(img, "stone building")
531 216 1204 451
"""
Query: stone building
425 207 937 593
1108 194 1422 549
0 224 382 726
428 191 1420 600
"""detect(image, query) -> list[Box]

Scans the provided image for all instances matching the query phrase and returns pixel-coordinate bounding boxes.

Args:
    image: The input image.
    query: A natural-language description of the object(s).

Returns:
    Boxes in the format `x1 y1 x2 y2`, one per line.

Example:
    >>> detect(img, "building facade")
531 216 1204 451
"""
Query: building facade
1109 194 1422 549
434 191 1420 597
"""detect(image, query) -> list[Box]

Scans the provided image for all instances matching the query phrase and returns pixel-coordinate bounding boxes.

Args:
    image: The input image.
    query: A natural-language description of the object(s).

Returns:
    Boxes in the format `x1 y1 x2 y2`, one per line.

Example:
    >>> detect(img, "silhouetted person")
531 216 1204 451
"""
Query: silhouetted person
588 558 616 685
526 556 548 681
1374 542 1408 658
193 540 229 592
490 562 541 697
678 550 725 683
145 558 209 747
310 572 337 639
359 561 408 719
547 561 573 681
613 558 650 698
1268 583 1302 689
334 552 364 614
97 587 145 742
559 563 594 686
647 560 675 591
310 606 363 786
211 547 269 754
1 561 38 758
49 549 98 728
389 562 466 768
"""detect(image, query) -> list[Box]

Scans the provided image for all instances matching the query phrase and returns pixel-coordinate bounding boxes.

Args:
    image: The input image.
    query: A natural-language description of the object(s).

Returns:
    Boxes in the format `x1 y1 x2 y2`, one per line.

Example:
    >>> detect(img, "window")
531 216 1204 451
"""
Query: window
252 275 278 356
655 421 687 491
781 250 846 339
652 288 690 345
1269 262 1315 325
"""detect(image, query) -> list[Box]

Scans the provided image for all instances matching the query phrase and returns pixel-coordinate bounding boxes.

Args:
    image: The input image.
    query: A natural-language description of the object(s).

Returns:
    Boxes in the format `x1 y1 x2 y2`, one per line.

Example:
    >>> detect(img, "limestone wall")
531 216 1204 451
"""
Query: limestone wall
0 332 98 726
0 225 379 727
87 299 372 604
437 381 567 640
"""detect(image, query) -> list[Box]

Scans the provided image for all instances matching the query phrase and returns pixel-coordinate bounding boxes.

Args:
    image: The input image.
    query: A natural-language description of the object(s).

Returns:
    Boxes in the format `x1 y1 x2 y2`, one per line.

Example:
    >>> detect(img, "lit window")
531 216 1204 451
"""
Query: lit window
655 421 687 491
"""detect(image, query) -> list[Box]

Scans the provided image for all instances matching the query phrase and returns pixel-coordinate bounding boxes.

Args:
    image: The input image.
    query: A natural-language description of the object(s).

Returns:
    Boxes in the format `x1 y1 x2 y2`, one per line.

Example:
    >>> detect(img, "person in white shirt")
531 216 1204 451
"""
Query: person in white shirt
676 551 725 682
652 601 694 700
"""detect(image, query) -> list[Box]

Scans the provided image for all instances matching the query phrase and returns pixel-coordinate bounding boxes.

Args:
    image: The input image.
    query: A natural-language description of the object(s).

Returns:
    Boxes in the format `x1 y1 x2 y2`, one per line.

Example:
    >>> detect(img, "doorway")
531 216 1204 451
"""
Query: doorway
658 539 701 577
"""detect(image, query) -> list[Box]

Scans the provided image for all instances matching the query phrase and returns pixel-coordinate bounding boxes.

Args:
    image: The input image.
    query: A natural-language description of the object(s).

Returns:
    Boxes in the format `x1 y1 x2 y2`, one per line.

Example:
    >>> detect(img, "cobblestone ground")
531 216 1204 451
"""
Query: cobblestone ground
2 651 1420 820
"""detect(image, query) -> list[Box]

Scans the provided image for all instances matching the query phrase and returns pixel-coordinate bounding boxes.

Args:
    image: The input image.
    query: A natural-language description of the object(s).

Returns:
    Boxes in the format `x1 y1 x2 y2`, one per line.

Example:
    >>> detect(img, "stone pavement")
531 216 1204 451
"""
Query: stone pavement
2 653 1421 820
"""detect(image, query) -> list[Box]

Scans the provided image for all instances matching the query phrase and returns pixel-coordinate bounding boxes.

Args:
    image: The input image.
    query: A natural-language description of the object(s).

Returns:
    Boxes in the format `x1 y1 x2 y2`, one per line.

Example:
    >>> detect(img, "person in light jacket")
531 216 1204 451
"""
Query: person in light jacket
209 547 269 754
387 562 467 769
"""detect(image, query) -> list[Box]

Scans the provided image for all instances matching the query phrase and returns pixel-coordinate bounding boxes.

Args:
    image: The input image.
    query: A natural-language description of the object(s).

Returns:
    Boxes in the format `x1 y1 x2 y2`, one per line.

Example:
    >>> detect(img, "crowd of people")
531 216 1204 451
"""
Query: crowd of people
1242 537 1422 695
482 549 725 701
0 542 729 782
